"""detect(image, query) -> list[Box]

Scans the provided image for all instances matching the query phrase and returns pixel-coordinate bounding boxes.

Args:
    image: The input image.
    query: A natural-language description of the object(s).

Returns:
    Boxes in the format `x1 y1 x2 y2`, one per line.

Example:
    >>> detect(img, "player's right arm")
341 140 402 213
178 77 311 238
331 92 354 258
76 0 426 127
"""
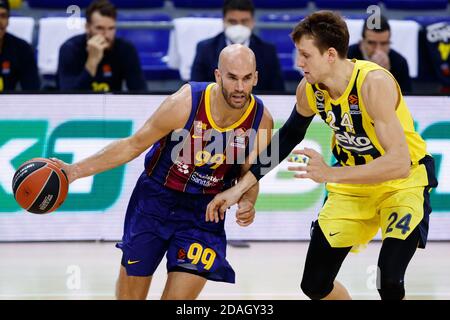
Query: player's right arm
206 78 315 216
53 84 192 183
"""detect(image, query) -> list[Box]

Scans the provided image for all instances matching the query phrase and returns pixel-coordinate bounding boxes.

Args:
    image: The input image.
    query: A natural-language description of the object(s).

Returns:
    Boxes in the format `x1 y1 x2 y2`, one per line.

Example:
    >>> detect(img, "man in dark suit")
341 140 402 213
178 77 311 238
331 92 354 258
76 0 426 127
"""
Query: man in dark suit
348 15 412 93
191 0 285 93
57 0 147 92
0 0 40 92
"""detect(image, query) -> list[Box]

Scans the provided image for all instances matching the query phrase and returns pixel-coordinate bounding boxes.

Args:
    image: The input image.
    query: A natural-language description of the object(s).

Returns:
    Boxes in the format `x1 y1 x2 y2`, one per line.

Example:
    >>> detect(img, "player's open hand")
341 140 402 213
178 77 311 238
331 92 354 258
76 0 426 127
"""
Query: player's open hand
206 186 242 223
236 197 255 227
49 158 77 184
287 148 332 183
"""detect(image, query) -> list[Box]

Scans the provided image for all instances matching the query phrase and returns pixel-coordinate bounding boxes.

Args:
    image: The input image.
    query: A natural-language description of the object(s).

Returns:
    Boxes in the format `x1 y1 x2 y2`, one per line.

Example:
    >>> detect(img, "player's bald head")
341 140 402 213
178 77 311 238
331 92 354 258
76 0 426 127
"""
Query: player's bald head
218 44 256 74
215 44 258 110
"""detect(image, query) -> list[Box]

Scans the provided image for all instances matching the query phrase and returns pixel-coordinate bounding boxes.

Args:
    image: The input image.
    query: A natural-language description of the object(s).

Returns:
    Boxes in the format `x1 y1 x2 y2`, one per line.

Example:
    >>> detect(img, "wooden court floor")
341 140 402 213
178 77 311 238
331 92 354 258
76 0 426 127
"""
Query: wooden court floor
0 241 448 300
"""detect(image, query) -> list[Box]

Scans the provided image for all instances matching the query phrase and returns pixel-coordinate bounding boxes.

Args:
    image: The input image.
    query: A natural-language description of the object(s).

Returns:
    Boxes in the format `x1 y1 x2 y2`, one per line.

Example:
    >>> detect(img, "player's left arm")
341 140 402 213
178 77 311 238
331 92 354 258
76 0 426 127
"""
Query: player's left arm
207 107 274 224
290 70 411 184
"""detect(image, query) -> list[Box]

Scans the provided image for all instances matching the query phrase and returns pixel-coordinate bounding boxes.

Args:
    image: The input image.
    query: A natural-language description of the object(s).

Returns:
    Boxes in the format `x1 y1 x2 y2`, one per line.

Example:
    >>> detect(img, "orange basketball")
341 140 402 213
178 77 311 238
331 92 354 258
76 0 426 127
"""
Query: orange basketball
12 158 69 214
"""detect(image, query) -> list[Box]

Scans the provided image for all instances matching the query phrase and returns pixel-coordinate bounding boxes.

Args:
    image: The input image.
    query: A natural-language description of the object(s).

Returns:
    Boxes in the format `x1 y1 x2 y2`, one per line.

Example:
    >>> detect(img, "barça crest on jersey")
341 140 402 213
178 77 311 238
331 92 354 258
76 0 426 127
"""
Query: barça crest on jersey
231 128 247 149
193 121 207 138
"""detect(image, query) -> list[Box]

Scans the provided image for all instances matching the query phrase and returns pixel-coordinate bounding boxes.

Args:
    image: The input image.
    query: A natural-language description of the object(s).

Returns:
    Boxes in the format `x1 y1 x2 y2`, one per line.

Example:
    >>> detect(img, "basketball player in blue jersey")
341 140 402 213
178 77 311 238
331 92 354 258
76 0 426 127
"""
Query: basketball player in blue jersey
207 11 438 300
52 44 274 299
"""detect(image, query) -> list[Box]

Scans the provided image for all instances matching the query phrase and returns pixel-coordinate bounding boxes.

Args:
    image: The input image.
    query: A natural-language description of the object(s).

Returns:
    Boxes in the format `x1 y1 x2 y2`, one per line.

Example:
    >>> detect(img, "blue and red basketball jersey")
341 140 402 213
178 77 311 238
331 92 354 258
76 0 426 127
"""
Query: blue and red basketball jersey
144 82 264 195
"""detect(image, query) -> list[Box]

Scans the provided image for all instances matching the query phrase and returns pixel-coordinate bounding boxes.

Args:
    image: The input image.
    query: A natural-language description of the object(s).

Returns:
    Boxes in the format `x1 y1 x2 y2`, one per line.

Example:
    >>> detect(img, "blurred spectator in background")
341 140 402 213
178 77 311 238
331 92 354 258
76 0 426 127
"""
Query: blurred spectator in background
191 0 285 93
0 0 40 92
57 0 146 92
348 15 412 93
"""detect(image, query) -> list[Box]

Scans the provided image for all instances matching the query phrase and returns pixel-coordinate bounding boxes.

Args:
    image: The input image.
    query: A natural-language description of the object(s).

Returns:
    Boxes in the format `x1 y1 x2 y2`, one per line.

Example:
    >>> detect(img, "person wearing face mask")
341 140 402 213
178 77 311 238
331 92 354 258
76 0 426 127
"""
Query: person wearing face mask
57 0 147 92
0 0 40 92
191 0 285 93
347 15 412 93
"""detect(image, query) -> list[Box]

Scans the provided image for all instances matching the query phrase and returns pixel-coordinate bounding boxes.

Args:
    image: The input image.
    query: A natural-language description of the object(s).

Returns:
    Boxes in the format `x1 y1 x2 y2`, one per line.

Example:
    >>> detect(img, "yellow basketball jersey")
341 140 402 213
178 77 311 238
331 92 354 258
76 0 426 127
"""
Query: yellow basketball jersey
306 59 427 166
305 59 430 194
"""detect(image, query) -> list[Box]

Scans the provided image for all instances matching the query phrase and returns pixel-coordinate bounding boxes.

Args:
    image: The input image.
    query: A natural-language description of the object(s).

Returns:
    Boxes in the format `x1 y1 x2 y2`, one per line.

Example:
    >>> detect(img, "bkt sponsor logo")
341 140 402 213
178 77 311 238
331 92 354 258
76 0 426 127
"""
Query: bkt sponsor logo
0 120 132 212
335 131 374 153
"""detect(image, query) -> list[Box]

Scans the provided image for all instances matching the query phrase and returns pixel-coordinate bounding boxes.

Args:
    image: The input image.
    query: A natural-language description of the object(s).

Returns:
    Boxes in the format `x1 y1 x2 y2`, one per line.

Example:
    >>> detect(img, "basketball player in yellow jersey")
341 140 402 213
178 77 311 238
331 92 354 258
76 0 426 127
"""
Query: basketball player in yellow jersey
206 11 438 300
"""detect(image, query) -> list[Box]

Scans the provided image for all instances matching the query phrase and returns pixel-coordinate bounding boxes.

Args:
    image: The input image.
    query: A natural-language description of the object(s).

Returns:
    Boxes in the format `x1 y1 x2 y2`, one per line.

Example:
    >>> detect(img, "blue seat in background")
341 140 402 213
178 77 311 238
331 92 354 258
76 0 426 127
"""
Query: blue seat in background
172 0 223 8
253 0 308 8
383 0 448 10
28 0 165 9
315 0 380 9
259 14 303 81
186 13 222 18
341 14 372 20
111 0 165 8
116 13 179 80
27 0 91 8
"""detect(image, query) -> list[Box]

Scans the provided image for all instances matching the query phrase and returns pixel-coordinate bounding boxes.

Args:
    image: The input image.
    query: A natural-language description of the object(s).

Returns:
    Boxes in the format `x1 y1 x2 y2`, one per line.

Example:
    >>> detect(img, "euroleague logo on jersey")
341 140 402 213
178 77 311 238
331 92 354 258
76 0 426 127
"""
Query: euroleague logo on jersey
348 94 358 105
177 248 187 261
348 94 361 115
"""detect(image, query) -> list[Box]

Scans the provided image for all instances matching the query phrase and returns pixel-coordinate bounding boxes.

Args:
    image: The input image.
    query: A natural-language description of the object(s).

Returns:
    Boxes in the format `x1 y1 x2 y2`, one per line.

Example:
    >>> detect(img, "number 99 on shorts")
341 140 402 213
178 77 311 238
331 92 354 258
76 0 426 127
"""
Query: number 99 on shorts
187 243 216 270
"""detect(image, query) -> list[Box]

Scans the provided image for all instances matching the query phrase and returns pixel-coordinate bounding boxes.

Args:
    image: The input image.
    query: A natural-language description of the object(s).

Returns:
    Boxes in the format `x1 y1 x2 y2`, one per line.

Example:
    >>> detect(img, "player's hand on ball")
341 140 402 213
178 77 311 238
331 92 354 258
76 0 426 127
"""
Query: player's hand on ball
49 158 76 184
287 148 332 183
206 187 241 223
236 197 255 227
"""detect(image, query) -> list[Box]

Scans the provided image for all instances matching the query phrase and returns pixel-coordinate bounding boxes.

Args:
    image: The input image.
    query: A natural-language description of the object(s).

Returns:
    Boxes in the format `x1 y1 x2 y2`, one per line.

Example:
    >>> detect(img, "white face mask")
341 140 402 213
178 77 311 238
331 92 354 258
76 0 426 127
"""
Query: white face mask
225 24 251 44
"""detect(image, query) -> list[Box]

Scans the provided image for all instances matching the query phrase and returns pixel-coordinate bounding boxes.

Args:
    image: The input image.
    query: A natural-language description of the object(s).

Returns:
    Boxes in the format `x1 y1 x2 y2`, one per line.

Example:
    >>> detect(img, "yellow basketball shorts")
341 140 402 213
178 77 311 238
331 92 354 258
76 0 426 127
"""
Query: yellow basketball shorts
318 156 437 252
318 186 432 252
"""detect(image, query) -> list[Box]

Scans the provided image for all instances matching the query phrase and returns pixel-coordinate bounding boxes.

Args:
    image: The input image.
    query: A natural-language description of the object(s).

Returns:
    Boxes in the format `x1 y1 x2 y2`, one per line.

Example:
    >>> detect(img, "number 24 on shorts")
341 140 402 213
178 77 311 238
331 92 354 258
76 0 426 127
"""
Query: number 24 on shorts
386 212 412 235
187 243 217 270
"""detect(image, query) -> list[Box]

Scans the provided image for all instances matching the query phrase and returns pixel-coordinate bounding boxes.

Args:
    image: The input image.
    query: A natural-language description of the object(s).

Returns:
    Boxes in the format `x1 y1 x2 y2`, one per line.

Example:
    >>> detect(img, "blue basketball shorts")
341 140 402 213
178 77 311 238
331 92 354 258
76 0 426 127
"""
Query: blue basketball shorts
116 172 235 283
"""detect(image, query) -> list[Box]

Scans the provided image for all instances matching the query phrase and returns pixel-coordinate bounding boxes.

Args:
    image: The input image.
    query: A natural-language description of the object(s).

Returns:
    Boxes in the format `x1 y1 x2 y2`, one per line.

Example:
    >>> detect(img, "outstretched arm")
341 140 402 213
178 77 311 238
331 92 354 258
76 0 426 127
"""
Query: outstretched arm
53 84 192 183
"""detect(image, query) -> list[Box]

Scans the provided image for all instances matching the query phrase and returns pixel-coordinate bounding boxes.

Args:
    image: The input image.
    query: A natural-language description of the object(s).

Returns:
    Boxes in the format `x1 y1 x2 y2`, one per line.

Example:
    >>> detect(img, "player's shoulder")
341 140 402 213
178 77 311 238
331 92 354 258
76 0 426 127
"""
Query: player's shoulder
251 94 274 129
260 105 274 129
166 83 192 111
296 77 309 94
362 69 397 93
153 84 192 129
